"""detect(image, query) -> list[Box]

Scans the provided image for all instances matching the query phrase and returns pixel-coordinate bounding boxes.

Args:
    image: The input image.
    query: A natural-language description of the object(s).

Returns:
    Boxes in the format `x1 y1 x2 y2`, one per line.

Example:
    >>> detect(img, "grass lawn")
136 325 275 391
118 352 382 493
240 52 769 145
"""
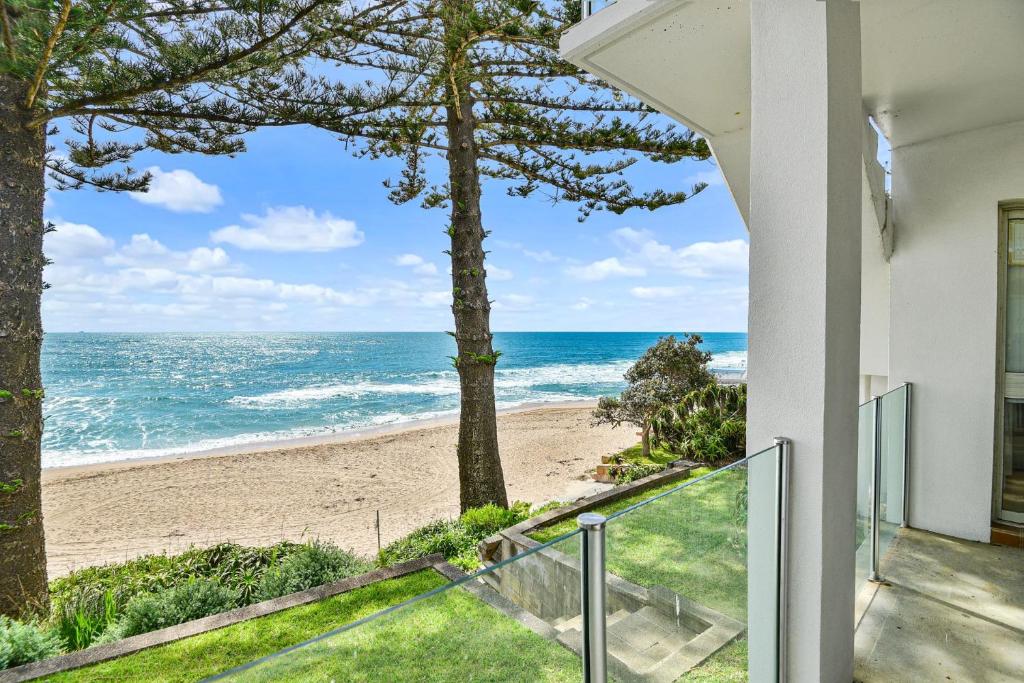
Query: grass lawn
45 569 580 683
614 442 684 467
530 464 749 683
230 583 582 682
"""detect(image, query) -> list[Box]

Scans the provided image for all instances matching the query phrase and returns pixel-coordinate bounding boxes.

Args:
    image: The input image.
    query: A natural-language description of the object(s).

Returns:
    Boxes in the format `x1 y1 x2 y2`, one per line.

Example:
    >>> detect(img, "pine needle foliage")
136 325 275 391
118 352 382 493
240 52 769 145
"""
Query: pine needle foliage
245 0 713 510
0 0 390 617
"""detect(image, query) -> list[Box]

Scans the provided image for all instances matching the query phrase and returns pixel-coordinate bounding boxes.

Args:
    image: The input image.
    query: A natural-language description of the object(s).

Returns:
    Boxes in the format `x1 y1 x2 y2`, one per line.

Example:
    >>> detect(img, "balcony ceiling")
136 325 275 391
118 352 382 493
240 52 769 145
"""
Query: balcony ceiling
561 0 1024 149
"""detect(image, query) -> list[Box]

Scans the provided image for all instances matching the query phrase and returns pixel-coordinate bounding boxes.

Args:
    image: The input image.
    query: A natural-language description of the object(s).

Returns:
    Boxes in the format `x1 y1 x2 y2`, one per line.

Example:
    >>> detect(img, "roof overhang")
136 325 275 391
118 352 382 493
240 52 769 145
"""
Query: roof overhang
561 0 1024 224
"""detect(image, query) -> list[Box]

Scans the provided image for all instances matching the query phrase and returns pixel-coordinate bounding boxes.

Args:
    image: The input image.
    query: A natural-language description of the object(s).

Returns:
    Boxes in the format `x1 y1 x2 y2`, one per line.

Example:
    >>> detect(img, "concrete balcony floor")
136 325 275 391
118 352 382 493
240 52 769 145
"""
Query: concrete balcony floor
854 528 1024 682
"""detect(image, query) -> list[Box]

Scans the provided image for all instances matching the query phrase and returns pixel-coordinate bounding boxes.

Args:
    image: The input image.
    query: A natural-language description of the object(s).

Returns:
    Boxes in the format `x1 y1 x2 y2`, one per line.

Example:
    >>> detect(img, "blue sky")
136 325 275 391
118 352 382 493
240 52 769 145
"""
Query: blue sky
42 124 749 333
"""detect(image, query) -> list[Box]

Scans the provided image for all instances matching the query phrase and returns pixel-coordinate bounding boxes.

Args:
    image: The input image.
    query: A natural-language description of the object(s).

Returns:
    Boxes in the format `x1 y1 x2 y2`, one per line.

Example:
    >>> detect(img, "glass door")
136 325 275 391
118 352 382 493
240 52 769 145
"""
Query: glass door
1000 208 1024 523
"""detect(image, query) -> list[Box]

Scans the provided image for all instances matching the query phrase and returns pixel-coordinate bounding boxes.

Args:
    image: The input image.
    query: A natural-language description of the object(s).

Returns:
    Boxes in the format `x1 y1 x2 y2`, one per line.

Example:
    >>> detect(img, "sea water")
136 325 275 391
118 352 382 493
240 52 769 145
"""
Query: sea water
40 332 747 468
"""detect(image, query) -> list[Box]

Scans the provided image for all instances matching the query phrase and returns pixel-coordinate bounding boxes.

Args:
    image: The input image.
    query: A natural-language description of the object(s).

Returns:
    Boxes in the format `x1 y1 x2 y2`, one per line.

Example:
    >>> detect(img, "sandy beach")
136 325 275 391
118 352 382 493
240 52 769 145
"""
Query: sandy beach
41 404 635 578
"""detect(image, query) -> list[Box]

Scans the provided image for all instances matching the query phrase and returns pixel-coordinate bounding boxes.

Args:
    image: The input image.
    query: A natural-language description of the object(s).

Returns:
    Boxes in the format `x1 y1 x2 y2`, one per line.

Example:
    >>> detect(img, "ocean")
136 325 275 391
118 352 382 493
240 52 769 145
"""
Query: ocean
40 332 747 468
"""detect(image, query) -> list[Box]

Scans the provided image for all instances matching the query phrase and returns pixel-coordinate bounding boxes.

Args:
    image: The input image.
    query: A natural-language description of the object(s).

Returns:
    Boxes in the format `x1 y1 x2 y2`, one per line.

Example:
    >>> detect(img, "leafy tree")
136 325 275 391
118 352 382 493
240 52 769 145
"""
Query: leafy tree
0 0 384 617
653 383 746 464
592 335 715 458
252 0 712 510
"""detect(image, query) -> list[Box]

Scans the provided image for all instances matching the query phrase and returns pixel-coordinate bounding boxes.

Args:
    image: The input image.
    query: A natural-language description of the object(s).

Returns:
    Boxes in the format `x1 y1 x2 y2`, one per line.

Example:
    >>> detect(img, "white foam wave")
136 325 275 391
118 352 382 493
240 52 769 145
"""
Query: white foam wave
708 350 747 371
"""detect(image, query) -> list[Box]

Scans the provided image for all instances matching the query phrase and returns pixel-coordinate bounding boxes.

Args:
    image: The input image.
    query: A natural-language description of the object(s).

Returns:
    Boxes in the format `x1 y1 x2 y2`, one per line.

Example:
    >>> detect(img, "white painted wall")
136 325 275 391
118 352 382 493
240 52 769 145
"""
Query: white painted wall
747 2 861 681
890 120 1024 542
860 170 891 381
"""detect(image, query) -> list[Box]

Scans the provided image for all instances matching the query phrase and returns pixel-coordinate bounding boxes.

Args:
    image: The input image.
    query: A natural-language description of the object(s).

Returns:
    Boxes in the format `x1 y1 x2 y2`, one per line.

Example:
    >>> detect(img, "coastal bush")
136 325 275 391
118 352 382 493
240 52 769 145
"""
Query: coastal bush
653 383 747 464
0 616 64 670
378 520 478 572
593 335 716 458
52 588 118 651
459 502 531 538
117 580 241 638
615 463 666 485
256 542 373 601
379 503 537 572
49 540 303 648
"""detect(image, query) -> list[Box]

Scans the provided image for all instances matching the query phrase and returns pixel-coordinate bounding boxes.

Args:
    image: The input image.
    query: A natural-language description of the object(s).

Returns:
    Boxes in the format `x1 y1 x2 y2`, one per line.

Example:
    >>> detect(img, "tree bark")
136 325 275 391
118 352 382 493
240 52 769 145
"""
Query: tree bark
641 423 652 459
0 73 49 617
443 5 508 512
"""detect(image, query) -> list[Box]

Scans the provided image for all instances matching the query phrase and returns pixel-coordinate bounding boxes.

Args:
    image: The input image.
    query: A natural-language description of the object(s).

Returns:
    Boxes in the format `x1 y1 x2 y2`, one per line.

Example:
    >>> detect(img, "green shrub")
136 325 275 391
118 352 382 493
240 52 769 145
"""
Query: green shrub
379 503 538 573
377 520 476 569
0 616 63 670
48 540 303 648
117 580 241 638
615 462 666 484
52 588 118 650
256 542 373 601
459 502 531 538
653 384 747 464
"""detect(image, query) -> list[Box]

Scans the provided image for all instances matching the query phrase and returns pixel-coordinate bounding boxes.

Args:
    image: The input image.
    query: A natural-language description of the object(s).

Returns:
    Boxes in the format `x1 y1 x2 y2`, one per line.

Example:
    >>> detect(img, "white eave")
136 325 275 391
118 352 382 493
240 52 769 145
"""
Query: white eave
561 0 1024 228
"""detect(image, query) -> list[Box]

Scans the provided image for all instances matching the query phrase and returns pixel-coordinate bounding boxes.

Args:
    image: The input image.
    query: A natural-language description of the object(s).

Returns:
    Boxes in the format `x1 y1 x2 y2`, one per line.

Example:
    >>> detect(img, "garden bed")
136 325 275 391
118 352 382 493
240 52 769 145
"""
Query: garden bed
1 556 457 682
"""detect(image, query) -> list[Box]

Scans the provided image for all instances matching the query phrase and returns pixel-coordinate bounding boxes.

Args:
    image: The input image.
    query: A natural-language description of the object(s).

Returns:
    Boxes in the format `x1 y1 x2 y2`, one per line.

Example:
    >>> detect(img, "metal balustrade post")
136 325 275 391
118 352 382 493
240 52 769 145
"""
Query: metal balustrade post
901 383 913 528
869 396 883 583
581 1 591 20
773 437 791 683
578 513 607 683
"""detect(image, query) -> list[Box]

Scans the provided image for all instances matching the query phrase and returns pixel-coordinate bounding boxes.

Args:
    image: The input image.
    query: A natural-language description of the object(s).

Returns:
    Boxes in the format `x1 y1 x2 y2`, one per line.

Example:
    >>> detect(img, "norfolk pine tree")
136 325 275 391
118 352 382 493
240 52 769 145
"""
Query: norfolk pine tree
0 0 394 617
248 0 712 510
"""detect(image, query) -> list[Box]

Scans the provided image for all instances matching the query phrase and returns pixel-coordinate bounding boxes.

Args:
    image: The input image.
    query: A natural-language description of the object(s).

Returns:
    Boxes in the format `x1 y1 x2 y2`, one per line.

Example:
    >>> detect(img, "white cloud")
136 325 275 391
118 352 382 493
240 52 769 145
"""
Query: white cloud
565 257 646 281
394 253 439 276
612 228 747 278
524 249 559 263
105 234 232 273
394 254 424 266
494 240 559 263
493 293 535 311
45 221 115 261
630 286 693 300
211 206 364 252
572 297 595 311
487 264 513 281
684 168 725 188
130 167 223 213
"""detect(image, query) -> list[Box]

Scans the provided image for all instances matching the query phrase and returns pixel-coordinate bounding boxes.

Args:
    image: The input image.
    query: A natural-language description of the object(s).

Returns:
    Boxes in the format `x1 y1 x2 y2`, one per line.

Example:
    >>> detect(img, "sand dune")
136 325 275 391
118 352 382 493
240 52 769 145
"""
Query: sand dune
41 405 635 578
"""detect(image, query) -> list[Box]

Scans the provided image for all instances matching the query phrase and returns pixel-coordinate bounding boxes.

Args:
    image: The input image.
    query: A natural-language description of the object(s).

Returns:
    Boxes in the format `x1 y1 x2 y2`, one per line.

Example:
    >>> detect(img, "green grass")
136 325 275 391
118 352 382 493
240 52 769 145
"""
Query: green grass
45 569 580 683
531 465 749 682
46 571 443 682
680 639 748 682
233 584 581 682
614 442 682 467
530 467 713 544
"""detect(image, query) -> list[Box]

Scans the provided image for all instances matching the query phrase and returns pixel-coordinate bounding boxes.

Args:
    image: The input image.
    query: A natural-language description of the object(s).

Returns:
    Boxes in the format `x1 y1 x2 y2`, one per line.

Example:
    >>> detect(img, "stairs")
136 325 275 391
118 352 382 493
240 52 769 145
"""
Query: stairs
553 607 712 683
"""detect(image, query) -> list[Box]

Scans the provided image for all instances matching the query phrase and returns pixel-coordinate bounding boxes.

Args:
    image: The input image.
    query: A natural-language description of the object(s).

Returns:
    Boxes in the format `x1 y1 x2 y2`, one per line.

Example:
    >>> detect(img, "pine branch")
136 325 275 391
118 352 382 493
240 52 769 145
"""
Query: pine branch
25 0 73 109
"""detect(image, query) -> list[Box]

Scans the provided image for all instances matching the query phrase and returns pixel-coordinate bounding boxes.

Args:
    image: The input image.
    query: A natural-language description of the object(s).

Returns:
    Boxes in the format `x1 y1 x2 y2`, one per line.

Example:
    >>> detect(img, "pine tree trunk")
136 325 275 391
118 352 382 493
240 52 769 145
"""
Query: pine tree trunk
443 14 508 511
0 73 50 617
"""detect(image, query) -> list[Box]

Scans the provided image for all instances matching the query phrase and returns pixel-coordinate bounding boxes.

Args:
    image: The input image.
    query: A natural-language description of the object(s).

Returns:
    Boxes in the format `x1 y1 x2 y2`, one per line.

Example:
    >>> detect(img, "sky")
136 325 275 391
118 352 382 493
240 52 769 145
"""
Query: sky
42 123 749 333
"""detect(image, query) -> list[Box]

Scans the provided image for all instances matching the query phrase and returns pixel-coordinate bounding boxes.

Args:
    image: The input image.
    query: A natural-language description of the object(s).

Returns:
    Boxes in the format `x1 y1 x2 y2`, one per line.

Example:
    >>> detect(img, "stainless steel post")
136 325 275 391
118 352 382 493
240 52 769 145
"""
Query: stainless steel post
581 1 591 20
901 383 912 528
869 396 883 583
774 437 790 683
578 513 607 683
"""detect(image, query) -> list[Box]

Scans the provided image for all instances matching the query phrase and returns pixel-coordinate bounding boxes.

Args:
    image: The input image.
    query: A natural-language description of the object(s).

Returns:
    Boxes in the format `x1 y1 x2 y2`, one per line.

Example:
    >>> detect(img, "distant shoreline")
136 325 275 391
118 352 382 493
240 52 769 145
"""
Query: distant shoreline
41 403 636 577
42 398 601 474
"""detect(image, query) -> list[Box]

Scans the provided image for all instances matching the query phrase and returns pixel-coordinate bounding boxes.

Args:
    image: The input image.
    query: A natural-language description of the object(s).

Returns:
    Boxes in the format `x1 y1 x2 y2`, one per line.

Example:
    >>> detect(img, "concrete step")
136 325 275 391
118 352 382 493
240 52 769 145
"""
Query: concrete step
604 606 701 676
552 609 630 635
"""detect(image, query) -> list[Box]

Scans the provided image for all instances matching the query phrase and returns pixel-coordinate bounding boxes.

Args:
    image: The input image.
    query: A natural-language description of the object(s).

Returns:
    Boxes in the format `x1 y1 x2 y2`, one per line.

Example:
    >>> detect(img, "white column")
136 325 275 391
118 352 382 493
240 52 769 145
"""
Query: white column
747 1 862 682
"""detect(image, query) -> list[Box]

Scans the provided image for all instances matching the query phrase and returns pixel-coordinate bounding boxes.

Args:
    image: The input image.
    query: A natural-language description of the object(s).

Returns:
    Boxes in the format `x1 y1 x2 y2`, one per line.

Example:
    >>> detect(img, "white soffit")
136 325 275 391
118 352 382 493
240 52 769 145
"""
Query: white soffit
560 0 751 138
562 0 1024 149
862 0 1024 148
